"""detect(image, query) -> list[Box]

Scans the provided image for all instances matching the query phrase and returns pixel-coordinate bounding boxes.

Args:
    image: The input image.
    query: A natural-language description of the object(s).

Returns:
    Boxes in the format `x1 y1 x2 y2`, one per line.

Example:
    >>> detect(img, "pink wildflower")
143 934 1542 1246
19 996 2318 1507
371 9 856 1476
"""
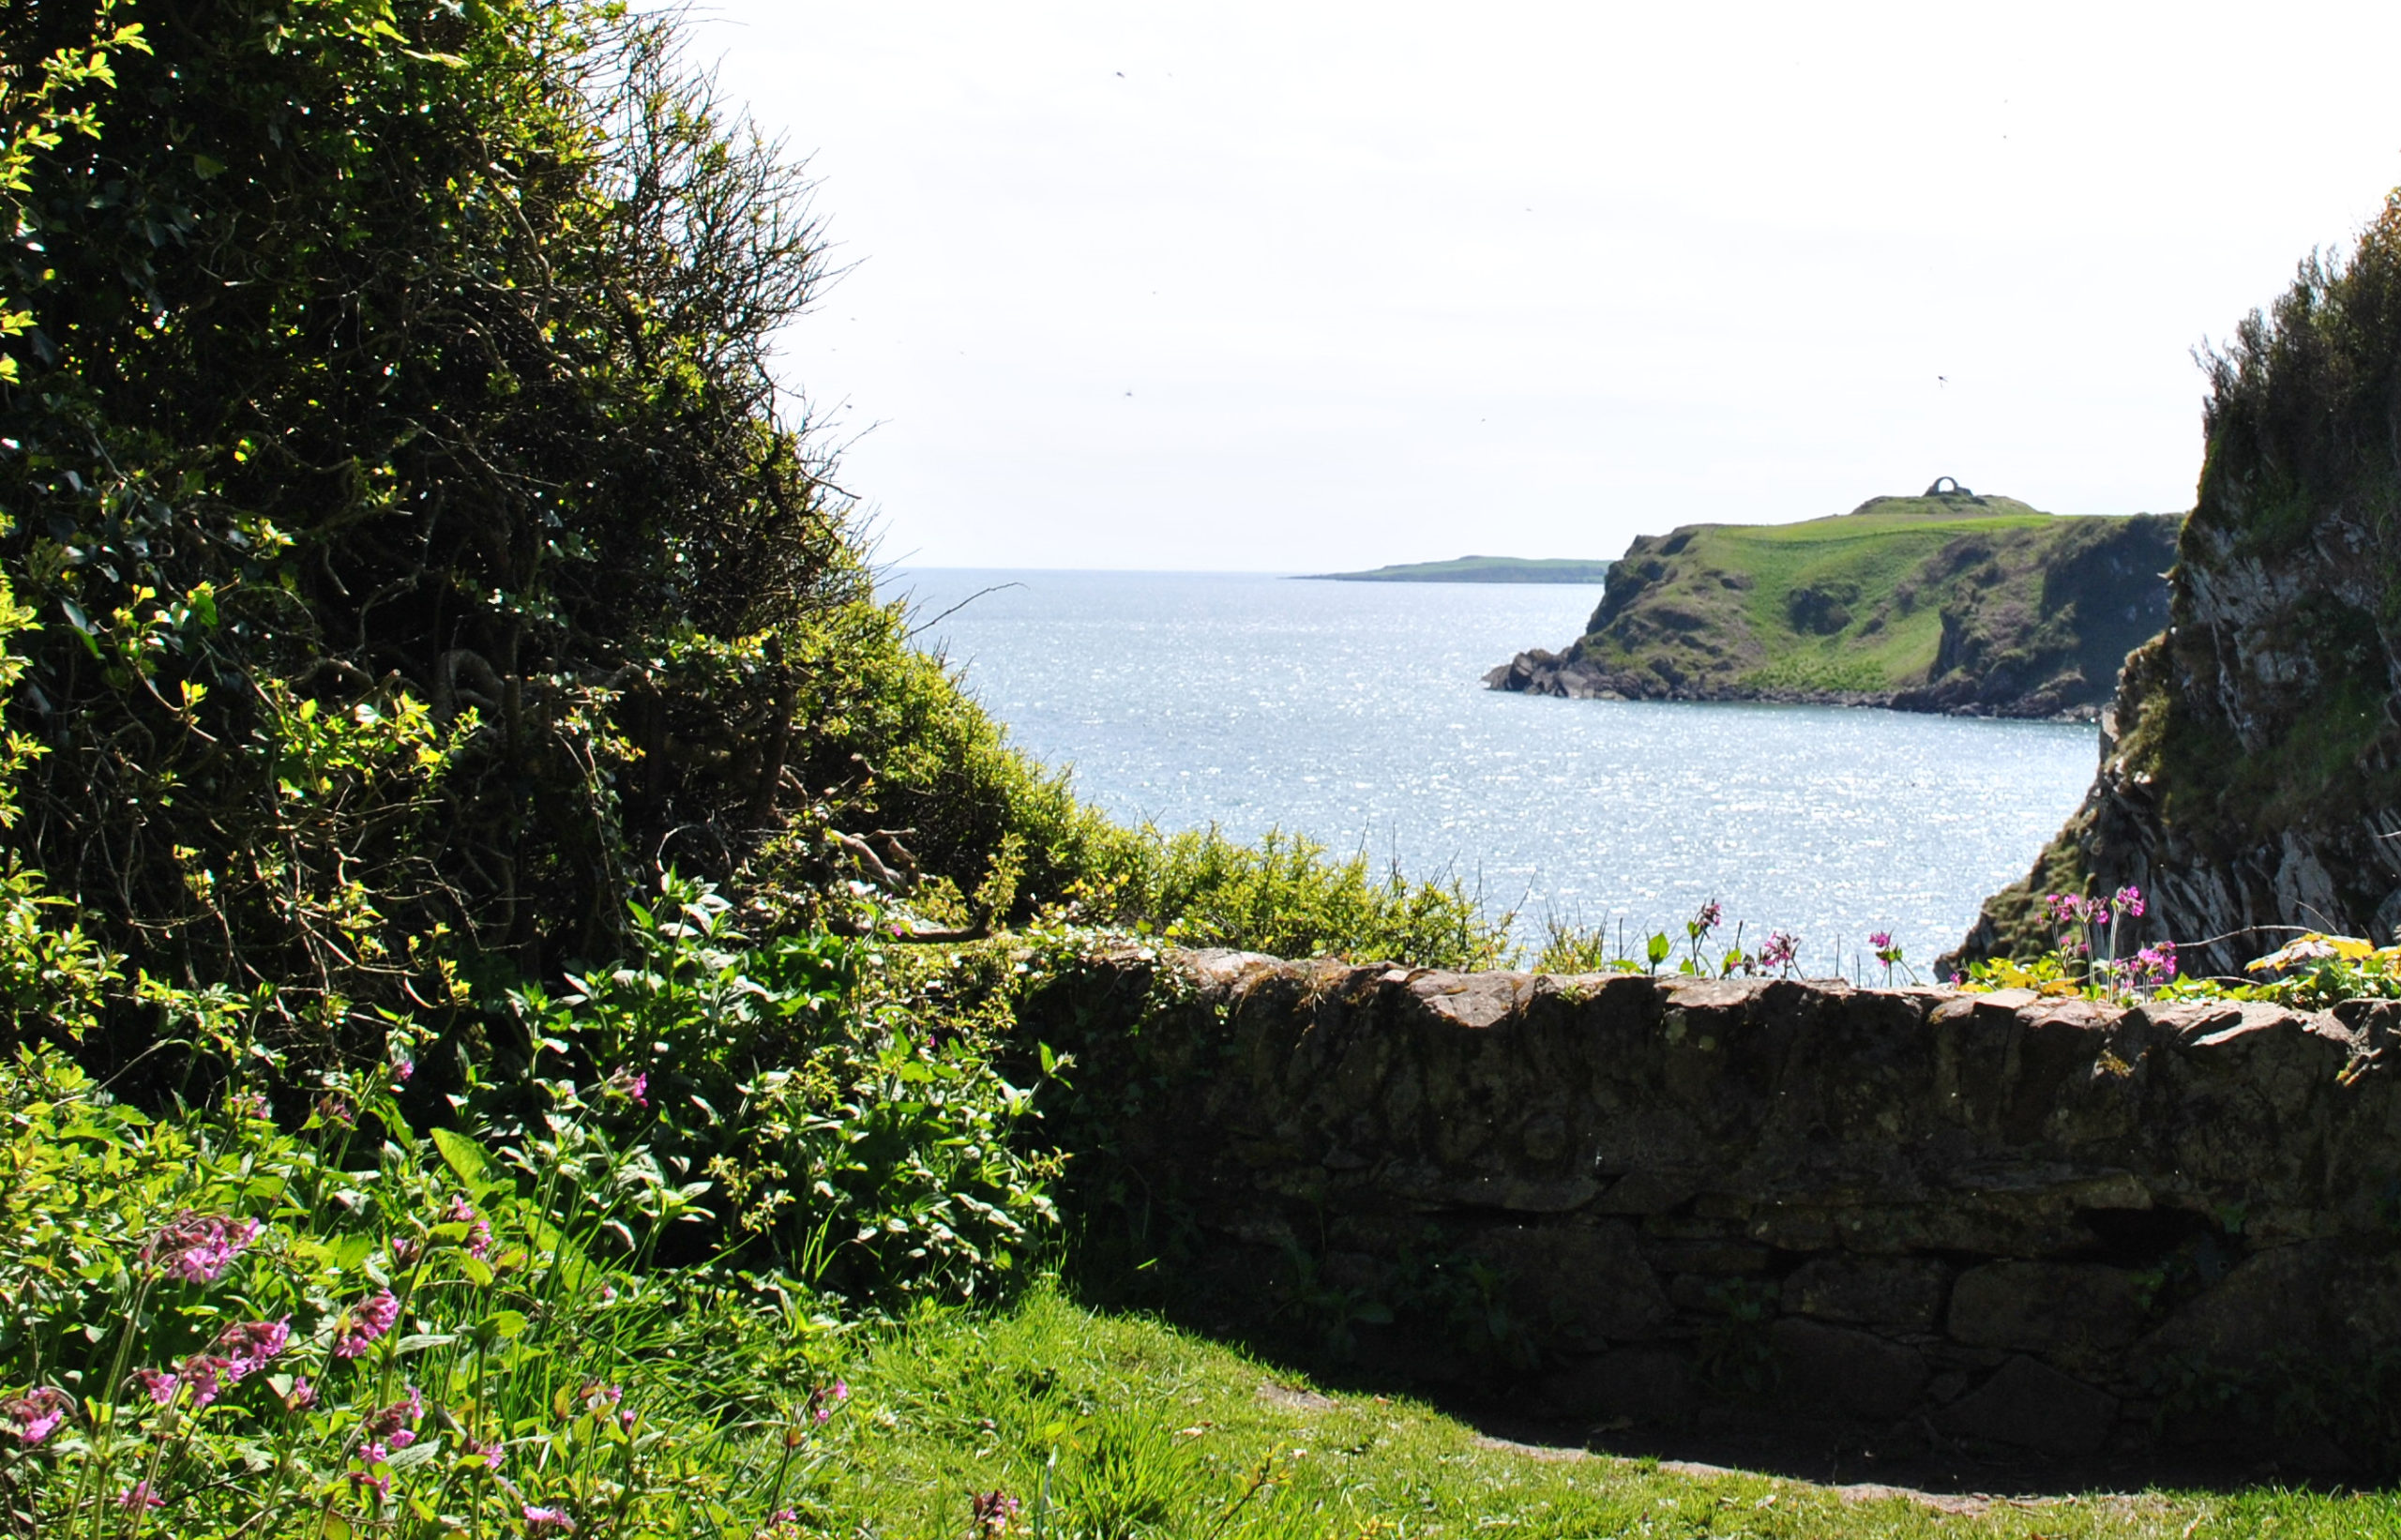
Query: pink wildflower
446 1196 492 1261
216 1318 291 1372
118 1480 164 1510
360 1387 423 1450
350 1466 392 1501
1759 929 1800 974
2115 885 2146 918
145 1212 262 1286
1868 931 1893 951
523 1505 577 1532
284 1377 317 1412
4 1386 70 1445
180 1354 230 1409
807 1379 849 1424
971 1489 1020 1536
314 1092 356 1128
2133 941 2179 989
395 1058 415 1083
391 1234 423 1268
333 1289 400 1358
132 1368 179 1406
606 1066 650 1107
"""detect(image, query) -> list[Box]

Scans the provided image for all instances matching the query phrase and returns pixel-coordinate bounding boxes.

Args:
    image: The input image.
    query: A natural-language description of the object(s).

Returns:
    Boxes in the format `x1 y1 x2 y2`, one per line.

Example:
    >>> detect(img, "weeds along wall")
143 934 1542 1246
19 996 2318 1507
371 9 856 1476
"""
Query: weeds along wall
1024 948 2401 1472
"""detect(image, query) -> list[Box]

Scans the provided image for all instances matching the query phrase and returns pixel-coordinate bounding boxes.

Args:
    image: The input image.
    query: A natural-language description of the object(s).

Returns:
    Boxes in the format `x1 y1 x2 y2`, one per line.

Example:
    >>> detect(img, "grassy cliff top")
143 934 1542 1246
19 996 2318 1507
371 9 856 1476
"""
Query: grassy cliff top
1301 554 1616 582
1548 492 2179 711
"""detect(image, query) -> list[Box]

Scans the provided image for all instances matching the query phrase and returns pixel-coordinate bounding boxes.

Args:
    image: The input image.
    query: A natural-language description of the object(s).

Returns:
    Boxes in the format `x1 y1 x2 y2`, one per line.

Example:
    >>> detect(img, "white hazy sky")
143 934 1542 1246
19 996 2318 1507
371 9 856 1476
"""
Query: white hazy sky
686 1 2401 571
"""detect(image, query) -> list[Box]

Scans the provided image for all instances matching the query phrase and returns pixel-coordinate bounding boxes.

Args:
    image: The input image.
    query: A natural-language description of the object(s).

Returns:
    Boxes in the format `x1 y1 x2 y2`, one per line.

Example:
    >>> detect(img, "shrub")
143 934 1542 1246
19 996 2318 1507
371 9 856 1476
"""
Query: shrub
496 873 1063 1305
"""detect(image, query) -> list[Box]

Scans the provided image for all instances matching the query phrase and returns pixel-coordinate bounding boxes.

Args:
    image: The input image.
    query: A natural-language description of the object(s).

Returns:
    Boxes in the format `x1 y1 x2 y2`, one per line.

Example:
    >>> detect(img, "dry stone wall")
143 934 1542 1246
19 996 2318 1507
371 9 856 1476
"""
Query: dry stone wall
1027 948 2401 1465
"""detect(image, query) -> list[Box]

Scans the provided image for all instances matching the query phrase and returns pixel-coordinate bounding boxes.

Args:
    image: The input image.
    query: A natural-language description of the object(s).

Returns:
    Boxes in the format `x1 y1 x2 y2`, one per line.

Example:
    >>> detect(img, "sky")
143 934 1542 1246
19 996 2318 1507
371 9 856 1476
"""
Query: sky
685 1 2401 572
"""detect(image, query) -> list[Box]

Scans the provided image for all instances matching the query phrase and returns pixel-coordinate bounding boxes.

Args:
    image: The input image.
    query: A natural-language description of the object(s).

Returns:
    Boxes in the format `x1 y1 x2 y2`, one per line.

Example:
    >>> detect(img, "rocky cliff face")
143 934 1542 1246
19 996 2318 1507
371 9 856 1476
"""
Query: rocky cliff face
1028 948 2401 1470
1956 199 2401 975
1487 498 2179 720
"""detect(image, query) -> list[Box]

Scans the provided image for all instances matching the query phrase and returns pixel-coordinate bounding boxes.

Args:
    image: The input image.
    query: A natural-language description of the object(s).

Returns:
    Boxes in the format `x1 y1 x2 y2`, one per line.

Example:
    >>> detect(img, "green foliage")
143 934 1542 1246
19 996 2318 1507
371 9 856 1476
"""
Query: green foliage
1067 827 1508 972
2201 190 2401 551
485 872 1063 1306
1 0 857 1033
0 1046 852 1537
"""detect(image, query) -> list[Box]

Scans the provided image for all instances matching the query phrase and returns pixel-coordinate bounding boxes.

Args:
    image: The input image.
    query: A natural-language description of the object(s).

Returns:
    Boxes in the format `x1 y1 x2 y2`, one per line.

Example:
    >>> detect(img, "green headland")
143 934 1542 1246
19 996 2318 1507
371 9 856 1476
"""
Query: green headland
1302 553 1617 582
1488 487 2182 717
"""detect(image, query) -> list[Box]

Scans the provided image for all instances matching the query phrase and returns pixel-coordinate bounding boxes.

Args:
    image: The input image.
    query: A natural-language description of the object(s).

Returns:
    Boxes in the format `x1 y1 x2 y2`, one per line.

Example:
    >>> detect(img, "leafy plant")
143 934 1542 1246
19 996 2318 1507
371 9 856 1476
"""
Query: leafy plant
0 1047 850 1537
499 872 1062 1306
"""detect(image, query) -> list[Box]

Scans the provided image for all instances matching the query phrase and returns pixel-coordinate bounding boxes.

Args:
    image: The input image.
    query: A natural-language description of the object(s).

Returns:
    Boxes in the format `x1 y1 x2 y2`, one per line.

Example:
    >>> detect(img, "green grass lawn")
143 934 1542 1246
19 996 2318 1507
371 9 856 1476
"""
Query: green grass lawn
793 1286 2398 1538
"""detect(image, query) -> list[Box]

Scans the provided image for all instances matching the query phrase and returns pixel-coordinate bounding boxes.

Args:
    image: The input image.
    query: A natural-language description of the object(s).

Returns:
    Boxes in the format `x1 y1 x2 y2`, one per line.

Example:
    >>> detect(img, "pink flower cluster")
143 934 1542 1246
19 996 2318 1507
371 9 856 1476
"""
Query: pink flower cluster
356 1384 424 1473
806 1380 849 1425
523 1505 576 1532
2046 886 2146 928
971 1489 1021 1537
606 1066 650 1108
333 1289 400 1359
446 1196 492 1261
1758 930 1800 974
145 1212 263 1286
174 1317 290 1409
3 1385 71 1445
2130 941 2179 988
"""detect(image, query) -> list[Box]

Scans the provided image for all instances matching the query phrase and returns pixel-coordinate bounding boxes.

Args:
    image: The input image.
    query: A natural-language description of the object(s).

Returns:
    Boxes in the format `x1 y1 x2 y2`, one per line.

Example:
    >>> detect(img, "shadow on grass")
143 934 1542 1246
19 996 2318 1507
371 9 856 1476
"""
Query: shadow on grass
1054 1242 2373 1504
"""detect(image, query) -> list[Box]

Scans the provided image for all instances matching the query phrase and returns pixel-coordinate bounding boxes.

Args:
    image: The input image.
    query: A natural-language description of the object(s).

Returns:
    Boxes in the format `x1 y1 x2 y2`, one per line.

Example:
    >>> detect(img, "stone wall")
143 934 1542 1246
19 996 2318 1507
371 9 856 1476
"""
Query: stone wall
1027 949 2401 1465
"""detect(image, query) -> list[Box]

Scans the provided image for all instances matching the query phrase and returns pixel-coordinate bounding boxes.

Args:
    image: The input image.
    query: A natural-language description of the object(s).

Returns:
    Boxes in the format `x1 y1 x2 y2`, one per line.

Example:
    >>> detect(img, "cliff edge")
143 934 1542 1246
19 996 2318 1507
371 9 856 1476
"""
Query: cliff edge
1487 488 2179 719
1956 197 2401 975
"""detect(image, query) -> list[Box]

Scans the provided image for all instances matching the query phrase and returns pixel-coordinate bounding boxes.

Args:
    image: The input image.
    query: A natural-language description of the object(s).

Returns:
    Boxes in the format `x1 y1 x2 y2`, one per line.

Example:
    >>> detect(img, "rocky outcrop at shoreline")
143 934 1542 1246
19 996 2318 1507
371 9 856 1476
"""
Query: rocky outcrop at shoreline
1481 648 2103 719
1956 216 2401 975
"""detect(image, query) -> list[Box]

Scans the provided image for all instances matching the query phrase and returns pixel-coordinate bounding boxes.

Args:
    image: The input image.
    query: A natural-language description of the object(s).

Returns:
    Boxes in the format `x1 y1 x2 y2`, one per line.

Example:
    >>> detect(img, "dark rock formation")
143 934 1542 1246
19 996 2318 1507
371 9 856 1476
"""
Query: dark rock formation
1028 947 2401 1467
1956 202 2401 974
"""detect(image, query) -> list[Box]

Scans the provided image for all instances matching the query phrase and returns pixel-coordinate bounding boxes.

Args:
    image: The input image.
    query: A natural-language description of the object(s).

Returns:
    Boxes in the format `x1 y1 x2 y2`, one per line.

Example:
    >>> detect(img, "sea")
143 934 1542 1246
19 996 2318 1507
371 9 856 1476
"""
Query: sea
894 568 2100 974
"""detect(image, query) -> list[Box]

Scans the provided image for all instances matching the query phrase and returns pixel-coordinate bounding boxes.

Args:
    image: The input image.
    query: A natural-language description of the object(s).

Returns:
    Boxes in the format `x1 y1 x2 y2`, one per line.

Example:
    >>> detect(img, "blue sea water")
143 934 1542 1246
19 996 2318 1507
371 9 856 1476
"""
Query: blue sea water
895 568 2099 973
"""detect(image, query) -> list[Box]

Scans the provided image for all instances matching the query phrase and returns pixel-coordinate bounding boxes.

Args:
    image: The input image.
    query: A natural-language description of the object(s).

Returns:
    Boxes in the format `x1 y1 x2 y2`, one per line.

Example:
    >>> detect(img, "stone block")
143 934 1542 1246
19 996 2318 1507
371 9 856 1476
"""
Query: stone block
1784 1254 1950 1329
1947 1261 2149 1352
1463 1220 1670 1344
1541 1347 1699 1424
1641 1239 1772 1275
1936 1356 2119 1455
1770 1318 1927 1421
1593 1170 1700 1215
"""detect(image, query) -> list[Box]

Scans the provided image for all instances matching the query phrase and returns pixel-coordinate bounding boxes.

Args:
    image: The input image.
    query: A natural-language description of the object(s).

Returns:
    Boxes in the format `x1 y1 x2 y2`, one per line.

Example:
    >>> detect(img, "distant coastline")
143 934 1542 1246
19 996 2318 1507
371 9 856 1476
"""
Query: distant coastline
1299 554 1616 583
